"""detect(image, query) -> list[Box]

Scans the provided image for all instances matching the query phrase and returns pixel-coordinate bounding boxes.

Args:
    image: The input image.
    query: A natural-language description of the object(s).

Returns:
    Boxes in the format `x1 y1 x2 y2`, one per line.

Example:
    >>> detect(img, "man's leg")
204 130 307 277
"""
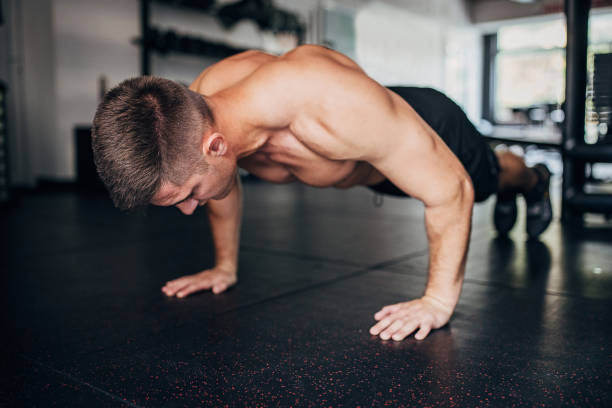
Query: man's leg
494 150 552 238
496 151 538 194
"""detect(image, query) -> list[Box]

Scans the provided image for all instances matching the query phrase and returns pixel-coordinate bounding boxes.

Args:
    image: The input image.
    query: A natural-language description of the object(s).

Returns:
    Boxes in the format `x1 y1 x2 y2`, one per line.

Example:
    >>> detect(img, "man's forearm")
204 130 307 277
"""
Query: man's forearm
423 179 474 311
206 174 243 269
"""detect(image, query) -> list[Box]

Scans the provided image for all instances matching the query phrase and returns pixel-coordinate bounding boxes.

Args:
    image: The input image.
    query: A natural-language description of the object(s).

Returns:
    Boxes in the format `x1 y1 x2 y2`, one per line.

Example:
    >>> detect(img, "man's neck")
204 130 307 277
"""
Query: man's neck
207 93 268 160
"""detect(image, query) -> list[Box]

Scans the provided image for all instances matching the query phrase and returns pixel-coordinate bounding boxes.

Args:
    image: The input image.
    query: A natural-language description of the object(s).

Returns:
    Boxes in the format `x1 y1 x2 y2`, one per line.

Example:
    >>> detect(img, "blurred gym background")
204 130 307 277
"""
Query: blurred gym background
0 0 611 223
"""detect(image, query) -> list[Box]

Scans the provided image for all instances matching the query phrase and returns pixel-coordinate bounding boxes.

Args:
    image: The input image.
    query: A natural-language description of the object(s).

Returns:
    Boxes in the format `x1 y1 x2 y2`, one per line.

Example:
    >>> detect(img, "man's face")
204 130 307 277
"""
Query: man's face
151 163 237 215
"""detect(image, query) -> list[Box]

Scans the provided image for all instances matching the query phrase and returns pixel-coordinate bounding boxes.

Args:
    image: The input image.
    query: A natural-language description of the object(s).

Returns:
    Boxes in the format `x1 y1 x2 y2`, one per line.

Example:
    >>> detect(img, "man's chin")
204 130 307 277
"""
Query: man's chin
213 184 233 201
215 188 231 200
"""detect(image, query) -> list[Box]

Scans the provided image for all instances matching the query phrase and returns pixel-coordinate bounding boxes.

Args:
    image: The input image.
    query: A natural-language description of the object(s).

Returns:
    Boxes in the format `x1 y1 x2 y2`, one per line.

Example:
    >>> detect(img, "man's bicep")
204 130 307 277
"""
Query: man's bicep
370 127 472 208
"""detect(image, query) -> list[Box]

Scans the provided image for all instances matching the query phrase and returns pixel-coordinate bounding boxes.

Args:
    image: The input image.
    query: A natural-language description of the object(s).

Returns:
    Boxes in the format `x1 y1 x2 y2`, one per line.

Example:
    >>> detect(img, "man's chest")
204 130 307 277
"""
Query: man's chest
238 128 382 188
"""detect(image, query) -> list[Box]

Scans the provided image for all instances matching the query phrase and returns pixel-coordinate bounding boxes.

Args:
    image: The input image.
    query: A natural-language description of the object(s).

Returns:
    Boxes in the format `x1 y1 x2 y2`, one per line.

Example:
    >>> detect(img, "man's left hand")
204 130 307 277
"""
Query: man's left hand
369 296 453 341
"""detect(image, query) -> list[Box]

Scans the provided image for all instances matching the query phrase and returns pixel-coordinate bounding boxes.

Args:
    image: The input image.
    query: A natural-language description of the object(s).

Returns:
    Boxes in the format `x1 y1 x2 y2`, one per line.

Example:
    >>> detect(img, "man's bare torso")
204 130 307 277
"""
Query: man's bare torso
189 47 386 190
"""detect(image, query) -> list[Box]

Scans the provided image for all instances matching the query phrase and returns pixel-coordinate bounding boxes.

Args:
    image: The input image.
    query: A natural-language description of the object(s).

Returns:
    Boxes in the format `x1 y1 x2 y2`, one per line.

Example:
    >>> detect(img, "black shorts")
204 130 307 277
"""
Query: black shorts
368 86 500 203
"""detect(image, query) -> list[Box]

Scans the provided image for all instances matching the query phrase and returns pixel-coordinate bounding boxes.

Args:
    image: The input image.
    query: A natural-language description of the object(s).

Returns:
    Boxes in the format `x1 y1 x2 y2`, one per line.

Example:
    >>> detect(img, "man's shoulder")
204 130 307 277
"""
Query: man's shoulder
241 45 363 93
189 50 276 95
192 45 358 95
276 45 362 74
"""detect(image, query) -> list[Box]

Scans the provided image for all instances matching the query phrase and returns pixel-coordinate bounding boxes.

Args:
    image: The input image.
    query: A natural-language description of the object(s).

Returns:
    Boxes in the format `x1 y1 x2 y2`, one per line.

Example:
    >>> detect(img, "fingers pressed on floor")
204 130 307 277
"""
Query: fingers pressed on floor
380 319 405 340
163 285 183 296
414 325 432 340
166 278 189 287
374 310 391 320
370 317 394 335
177 284 197 298
392 321 419 341
382 304 401 314
212 284 226 294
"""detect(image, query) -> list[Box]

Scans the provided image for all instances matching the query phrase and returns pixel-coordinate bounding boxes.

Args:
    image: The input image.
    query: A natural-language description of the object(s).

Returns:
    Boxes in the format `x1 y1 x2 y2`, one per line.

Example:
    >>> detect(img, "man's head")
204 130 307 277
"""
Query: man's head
92 76 226 212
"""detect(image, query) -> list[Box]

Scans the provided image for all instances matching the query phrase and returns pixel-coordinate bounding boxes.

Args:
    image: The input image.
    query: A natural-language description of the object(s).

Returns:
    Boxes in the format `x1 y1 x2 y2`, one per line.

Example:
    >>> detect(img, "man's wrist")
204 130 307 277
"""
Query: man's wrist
423 283 461 312
422 293 455 314
215 259 238 271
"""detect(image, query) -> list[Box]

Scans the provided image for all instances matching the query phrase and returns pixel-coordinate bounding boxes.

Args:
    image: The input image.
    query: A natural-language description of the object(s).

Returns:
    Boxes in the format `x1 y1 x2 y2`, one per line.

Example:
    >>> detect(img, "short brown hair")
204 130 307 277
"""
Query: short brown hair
92 76 213 211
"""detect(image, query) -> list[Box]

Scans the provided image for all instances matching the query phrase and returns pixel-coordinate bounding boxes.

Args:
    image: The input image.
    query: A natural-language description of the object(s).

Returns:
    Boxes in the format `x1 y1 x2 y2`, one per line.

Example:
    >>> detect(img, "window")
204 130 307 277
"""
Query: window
585 12 612 144
485 18 566 126
483 12 612 139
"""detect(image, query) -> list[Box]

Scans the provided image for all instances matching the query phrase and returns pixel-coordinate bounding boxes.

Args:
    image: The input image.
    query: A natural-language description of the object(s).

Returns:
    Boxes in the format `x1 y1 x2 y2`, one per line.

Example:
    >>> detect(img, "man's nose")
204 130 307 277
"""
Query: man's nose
176 198 198 215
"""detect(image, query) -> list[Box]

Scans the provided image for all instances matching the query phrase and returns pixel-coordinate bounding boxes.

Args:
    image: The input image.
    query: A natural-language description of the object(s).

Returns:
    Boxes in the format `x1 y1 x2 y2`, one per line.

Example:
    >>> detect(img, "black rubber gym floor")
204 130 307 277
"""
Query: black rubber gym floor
2 179 611 407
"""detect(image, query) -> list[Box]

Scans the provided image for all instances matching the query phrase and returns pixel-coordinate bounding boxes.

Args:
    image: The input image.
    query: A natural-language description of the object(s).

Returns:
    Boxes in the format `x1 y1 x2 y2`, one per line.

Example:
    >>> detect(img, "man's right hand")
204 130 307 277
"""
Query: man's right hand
161 265 237 298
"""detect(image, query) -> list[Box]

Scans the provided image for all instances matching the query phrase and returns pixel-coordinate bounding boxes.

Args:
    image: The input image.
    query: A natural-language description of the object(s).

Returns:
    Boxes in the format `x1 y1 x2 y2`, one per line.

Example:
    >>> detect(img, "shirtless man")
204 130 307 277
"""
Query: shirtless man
92 45 552 341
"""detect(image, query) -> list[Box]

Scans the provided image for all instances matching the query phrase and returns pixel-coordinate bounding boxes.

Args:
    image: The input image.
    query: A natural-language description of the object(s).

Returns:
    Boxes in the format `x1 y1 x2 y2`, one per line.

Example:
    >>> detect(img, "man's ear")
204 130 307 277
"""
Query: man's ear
202 132 227 157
